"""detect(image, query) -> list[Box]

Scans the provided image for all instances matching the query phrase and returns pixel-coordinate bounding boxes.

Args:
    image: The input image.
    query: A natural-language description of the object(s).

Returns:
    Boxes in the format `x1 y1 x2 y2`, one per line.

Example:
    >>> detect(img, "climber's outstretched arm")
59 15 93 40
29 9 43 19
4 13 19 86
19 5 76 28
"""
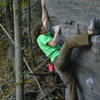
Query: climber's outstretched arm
41 0 49 30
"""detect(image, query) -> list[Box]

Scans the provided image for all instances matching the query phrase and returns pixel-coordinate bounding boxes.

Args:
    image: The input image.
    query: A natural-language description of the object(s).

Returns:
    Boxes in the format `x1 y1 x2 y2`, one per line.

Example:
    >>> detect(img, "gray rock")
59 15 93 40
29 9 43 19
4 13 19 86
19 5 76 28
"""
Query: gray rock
46 0 100 100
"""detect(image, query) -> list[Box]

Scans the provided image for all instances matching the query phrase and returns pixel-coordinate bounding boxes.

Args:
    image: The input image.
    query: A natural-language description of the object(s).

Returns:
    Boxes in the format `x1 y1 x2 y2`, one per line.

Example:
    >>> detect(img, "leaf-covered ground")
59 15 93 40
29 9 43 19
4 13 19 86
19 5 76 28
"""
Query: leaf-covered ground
0 34 66 100
0 34 15 100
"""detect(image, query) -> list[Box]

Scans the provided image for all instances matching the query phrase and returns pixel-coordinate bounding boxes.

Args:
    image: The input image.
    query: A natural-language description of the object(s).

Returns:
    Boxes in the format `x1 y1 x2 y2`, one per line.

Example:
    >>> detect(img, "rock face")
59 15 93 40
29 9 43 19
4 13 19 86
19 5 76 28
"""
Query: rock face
46 0 100 100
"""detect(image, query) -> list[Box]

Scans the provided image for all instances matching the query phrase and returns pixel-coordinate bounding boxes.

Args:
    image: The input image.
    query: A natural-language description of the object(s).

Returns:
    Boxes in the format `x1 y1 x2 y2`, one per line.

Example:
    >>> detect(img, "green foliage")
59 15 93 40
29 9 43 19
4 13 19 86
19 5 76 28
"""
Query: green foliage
21 1 28 8
0 11 2 17
33 13 42 24
0 0 5 25
3 60 13 69
0 0 6 8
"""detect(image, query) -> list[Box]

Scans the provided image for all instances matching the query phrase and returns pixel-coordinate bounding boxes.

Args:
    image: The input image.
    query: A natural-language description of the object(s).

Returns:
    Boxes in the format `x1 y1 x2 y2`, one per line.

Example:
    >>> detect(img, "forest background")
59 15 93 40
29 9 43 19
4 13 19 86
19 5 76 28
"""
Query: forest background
0 0 65 100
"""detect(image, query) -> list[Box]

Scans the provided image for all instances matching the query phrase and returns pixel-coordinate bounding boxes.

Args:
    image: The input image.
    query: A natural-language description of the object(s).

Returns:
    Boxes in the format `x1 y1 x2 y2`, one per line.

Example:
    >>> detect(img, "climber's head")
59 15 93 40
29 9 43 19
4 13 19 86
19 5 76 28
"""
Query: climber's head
40 26 47 34
32 24 46 38
32 24 46 40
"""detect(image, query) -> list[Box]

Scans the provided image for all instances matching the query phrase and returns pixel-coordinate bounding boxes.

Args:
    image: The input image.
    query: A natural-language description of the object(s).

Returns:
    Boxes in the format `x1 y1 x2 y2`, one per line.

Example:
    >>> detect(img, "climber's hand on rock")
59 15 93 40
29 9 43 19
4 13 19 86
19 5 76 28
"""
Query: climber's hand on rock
87 29 93 36
41 0 46 7
54 25 61 33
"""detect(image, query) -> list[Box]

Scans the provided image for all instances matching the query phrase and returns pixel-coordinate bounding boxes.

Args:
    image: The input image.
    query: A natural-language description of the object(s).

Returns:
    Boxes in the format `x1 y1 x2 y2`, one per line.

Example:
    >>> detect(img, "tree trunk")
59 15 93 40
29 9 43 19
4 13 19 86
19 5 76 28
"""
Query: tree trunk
28 0 36 67
13 0 24 100
28 0 31 49
5 0 14 60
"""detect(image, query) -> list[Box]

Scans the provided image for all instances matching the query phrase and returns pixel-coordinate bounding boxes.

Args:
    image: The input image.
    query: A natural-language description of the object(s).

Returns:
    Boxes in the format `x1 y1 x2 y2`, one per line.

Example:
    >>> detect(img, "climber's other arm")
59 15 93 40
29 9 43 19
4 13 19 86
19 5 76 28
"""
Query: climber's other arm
48 26 61 47
41 0 50 30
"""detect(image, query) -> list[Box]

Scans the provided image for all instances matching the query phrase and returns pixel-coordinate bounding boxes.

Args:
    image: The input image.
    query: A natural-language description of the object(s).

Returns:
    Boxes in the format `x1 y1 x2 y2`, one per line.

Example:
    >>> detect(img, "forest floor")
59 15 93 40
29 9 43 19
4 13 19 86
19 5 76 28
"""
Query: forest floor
0 31 65 100
0 35 15 100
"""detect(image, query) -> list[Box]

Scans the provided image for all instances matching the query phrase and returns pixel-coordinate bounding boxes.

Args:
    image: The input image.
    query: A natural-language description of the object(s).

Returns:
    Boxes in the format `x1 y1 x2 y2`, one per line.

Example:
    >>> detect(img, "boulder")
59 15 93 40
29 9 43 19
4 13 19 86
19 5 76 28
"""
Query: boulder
46 0 100 100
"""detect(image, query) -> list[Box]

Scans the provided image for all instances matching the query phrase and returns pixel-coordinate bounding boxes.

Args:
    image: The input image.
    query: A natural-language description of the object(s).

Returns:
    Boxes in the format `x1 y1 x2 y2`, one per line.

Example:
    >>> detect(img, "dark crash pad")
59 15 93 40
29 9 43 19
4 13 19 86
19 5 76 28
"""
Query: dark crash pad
46 0 100 100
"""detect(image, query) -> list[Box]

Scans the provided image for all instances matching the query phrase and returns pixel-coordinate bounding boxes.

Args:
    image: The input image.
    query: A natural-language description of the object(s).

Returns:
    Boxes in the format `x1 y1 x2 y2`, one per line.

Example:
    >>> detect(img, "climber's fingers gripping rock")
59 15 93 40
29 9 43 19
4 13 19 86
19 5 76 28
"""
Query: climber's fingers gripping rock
41 0 46 6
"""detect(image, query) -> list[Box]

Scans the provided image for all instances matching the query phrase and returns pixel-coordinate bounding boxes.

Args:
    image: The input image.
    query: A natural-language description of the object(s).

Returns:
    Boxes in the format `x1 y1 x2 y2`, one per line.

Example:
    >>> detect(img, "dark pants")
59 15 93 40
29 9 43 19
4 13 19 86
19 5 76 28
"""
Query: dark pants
54 33 90 100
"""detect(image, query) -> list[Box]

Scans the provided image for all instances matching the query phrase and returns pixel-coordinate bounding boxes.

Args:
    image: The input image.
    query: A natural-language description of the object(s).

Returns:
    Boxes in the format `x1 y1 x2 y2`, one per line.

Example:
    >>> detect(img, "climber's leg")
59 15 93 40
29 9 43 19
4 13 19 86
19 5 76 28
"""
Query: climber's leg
65 73 78 100
54 32 90 100
70 74 78 100
54 61 78 100
54 32 90 70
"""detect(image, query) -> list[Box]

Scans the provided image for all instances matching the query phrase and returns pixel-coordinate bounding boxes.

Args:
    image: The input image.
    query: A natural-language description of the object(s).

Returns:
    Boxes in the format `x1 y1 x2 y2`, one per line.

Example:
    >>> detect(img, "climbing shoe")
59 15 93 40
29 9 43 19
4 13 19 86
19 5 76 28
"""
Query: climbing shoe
88 17 100 35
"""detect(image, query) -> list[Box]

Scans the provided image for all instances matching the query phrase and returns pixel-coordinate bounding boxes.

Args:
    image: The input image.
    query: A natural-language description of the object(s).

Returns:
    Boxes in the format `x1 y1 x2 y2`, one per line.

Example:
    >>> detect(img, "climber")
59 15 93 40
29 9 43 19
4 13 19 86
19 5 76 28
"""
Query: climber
32 0 100 100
